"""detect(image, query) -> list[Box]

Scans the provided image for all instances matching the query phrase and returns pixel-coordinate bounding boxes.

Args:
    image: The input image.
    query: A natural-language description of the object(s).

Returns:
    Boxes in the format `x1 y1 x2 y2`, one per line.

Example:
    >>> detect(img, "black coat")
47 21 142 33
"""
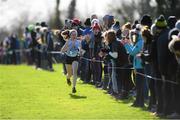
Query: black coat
31 31 38 47
108 40 129 66
46 32 54 51
156 28 170 76
151 36 159 74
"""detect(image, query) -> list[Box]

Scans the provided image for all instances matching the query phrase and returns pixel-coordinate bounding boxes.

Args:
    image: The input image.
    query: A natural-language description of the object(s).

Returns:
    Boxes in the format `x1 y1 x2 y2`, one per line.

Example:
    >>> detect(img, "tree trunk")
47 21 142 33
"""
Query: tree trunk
68 0 76 19
54 0 62 28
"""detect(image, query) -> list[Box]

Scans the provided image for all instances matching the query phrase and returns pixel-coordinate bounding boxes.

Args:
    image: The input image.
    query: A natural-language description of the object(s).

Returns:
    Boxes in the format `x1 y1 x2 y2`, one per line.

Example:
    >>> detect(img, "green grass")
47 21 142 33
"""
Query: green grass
0 64 159 119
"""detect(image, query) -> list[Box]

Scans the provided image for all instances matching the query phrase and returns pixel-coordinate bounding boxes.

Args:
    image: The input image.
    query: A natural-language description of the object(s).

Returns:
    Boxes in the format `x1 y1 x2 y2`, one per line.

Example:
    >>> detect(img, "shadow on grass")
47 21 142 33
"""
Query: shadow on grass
69 93 87 99
102 91 161 119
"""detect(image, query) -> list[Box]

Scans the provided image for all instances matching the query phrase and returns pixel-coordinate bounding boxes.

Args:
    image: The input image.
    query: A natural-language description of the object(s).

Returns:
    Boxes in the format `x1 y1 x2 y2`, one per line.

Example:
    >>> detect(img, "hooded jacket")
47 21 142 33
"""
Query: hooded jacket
124 34 144 69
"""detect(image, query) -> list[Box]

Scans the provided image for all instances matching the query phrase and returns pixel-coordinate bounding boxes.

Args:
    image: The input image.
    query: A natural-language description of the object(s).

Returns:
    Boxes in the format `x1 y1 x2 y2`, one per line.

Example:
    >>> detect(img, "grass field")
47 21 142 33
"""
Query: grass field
0 64 159 119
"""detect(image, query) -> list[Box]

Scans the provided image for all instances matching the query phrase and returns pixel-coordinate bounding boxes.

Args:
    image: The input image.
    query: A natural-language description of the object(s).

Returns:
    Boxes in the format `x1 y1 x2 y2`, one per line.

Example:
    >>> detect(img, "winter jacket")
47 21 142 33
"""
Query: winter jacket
156 28 173 76
81 39 90 58
93 33 103 58
105 39 129 67
124 34 144 69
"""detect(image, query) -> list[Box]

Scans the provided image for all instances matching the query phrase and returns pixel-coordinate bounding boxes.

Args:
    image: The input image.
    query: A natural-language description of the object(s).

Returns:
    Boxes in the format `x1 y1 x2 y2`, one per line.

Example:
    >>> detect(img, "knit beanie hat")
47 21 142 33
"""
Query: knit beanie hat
35 22 41 30
28 24 35 32
108 15 115 26
41 22 48 27
109 15 114 21
140 14 152 28
40 22 48 33
168 16 177 29
72 18 81 26
133 24 141 34
84 18 91 26
36 22 40 26
91 19 100 26
175 20 180 30
135 24 141 31
155 15 167 29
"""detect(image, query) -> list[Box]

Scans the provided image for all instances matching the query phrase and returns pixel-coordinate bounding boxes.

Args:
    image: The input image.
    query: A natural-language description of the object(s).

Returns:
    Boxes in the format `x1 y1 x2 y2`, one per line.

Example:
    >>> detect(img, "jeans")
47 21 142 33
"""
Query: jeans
110 59 118 94
134 69 145 107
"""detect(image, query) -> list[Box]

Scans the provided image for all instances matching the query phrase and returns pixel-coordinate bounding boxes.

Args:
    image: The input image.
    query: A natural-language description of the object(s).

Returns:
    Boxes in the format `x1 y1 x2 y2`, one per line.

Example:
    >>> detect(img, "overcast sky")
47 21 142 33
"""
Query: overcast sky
0 0 114 31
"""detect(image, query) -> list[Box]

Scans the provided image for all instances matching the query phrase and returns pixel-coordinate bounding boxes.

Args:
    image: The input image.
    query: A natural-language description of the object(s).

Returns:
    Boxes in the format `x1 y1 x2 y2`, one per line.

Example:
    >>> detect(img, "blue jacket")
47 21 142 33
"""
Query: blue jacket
124 34 144 69
81 39 90 58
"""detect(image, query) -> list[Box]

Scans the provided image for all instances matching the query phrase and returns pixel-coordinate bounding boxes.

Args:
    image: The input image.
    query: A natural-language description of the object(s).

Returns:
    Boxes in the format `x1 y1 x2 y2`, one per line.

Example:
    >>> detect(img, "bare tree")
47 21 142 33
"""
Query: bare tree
67 0 76 19
55 0 62 28
108 0 157 23
48 0 62 29
137 0 156 17
156 0 180 18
